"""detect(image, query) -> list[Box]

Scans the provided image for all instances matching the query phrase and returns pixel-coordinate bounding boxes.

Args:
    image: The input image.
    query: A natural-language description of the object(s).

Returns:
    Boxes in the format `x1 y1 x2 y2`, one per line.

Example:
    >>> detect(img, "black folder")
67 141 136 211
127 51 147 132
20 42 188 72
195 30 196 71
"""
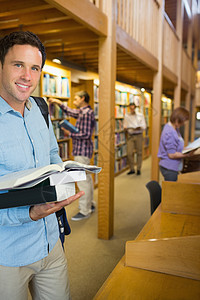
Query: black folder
0 180 57 209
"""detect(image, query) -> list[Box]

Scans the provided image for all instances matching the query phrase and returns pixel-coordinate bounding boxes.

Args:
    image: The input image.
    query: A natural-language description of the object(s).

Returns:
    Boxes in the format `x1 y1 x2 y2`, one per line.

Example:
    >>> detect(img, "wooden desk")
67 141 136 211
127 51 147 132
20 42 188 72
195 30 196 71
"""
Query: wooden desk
178 170 200 184
94 206 200 300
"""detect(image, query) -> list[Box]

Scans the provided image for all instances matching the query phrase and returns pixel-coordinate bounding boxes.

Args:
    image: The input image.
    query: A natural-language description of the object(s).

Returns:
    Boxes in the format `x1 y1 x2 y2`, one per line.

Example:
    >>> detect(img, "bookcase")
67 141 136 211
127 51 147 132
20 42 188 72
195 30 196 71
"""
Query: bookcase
114 83 152 174
142 92 152 159
40 59 72 161
66 75 152 185
114 85 128 174
161 95 173 129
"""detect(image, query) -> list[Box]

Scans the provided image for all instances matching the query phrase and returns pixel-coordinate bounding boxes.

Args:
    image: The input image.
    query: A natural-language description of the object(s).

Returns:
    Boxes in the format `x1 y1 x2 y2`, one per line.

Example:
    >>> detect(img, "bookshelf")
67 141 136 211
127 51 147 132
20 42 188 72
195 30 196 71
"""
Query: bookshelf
161 96 173 129
70 77 152 183
114 86 128 174
40 59 71 161
142 91 152 159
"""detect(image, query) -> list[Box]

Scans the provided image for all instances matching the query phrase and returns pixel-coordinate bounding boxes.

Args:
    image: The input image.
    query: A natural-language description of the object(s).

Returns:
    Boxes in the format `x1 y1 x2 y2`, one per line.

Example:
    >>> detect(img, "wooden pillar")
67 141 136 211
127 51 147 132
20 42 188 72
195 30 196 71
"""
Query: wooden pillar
98 0 116 239
151 0 165 181
191 40 199 142
190 97 196 142
184 20 192 145
174 0 184 108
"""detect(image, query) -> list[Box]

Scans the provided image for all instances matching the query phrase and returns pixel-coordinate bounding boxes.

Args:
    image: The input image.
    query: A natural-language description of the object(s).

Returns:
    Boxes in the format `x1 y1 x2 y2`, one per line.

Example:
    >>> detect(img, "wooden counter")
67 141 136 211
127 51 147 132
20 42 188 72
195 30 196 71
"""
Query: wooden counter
94 205 200 299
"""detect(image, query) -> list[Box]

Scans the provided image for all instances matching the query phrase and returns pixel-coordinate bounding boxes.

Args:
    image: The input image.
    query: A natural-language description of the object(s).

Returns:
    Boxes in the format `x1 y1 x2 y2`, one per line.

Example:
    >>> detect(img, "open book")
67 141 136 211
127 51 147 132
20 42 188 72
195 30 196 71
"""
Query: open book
182 137 200 154
0 160 101 191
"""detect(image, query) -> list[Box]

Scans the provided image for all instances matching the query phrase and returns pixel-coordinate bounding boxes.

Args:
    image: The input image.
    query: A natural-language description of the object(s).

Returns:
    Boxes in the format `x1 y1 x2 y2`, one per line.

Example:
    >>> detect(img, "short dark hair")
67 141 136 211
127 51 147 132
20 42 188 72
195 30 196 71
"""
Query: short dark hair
129 103 136 107
75 91 90 103
170 107 189 124
0 31 46 68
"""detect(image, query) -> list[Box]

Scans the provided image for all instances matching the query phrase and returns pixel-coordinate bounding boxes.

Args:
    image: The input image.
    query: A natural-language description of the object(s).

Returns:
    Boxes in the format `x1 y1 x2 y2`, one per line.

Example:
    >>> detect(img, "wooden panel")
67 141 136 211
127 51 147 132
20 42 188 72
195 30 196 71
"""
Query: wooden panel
163 17 179 77
162 181 200 215
178 171 200 184
116 0 159 58
94 206 200 299
125 235 200 280
182 49 190 87
45 0 107 36
116 25 158 72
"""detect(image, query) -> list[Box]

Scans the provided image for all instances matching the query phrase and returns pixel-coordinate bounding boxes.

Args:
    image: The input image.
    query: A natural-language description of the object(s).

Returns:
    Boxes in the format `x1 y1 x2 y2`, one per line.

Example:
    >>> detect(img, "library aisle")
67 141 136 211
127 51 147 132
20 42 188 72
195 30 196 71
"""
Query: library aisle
64 156 152 300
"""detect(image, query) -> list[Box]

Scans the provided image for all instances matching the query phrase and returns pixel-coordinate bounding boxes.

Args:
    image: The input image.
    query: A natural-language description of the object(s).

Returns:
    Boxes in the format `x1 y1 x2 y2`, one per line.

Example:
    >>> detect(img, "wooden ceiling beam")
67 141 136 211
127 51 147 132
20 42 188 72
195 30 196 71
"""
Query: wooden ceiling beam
0 9 68 30
46 43 98 53
0 1 51 17
0 19 83 35
44 0 107 36
39 29 99 46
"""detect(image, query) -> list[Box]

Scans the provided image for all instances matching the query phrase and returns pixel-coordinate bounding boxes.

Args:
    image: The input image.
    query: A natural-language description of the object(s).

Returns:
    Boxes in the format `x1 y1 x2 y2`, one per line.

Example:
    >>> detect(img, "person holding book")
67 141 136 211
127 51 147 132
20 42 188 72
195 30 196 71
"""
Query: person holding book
124 102 146 175
0 31 84 300
158 107 196 181
48 91 95 221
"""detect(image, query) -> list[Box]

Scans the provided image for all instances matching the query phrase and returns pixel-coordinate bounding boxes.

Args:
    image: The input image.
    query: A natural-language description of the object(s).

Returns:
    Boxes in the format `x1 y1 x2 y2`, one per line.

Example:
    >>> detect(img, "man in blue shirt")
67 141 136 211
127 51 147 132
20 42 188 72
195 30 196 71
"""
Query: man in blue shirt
0 31 84 300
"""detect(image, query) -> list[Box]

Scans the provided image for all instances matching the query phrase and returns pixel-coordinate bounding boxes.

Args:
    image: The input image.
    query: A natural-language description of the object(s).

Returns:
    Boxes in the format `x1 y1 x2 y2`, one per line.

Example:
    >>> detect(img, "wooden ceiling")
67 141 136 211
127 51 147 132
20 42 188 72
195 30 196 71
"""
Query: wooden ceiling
0 0 197 96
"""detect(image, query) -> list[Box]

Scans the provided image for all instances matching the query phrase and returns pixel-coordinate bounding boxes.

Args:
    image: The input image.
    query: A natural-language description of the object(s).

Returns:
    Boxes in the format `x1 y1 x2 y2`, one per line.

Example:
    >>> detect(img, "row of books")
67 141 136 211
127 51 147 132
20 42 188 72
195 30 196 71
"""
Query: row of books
58 142 69 160
115 105 127 118
115 91 128 105
94 85 99 101
115 157 127 173
162 108 172 117
94 102 99 117
52 121 67 140
94 136 98 151
115 132 126 146
95 120 99 135
49 102 68 119
115 119 124 131
115 144 127 159
43 73 70 98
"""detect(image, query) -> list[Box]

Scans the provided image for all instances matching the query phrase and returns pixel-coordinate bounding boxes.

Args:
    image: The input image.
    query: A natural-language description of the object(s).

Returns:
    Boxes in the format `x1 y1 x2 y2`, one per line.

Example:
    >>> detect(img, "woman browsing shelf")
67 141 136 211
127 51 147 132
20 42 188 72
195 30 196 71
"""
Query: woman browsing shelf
158 107 196 181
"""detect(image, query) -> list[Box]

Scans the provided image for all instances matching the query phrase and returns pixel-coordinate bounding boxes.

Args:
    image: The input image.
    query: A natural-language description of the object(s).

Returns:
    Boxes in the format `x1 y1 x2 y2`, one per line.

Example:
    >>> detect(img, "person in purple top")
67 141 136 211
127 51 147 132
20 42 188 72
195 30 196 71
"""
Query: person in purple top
49 91 95 220
158 107 195 181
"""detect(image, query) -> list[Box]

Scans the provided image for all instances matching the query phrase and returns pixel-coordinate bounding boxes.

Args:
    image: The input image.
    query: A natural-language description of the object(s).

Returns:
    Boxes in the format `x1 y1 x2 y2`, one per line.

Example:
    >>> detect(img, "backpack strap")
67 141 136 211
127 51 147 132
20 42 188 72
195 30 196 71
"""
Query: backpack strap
32 96 49 128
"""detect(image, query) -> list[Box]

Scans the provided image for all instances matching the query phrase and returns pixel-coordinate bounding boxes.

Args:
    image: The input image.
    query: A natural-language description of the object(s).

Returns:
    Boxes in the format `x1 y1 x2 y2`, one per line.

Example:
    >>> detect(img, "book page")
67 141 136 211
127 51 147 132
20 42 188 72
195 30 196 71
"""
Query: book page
182 137 200 154
62 160 101 173
0 161 101 191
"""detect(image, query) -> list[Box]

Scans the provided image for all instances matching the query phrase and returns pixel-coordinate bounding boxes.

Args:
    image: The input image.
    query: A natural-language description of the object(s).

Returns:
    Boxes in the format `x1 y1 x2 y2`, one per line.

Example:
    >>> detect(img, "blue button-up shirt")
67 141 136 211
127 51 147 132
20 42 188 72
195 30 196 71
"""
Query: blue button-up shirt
0 96 62 267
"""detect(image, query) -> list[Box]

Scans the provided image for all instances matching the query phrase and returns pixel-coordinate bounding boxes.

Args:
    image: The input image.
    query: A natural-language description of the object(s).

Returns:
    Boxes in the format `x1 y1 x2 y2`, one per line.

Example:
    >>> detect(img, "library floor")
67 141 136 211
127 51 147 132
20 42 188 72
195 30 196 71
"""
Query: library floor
65 156 152 300
28 156 153 300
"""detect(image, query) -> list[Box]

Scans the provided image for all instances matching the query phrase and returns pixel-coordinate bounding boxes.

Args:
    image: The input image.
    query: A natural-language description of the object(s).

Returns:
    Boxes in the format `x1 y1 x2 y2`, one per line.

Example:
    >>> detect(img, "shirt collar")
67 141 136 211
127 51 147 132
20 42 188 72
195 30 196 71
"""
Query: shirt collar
0 96 32 115
26 98 32 110
80 105 90 111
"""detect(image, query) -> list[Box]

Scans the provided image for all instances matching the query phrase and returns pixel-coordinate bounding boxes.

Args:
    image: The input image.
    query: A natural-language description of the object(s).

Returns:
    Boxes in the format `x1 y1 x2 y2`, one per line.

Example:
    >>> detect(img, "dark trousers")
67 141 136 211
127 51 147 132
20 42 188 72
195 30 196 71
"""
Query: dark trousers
160 166 178 181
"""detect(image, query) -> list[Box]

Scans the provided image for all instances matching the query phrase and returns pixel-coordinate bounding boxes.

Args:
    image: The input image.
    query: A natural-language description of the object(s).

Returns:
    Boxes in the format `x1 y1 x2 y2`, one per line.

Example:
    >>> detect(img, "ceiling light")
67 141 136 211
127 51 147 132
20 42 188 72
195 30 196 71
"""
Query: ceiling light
52 58 62 64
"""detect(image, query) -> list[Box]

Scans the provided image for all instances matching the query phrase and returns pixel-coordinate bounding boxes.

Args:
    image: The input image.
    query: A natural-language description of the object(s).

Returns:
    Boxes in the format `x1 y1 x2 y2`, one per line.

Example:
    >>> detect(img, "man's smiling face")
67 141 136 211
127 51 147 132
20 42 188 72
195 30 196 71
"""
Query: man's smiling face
0 44 42 107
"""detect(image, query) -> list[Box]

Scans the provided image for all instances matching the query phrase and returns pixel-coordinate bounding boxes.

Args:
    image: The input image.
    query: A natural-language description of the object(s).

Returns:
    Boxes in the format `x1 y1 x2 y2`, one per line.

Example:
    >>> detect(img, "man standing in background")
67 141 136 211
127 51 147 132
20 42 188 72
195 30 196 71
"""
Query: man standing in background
49 91 95 221
124 102 146 175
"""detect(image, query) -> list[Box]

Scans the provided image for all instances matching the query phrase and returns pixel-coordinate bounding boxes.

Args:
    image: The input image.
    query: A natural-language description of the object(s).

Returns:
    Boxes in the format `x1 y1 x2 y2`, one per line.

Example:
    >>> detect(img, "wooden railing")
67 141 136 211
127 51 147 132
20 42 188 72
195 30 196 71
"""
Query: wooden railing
163 16 179 77
89 0 103 10
116 0 159 58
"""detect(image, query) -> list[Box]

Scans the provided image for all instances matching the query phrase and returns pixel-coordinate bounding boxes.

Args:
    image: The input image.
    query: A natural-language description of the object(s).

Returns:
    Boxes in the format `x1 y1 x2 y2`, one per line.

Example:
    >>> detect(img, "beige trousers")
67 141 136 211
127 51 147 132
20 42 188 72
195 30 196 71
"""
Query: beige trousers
0 240 70 300
74 156 94 215
127 133 143 171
